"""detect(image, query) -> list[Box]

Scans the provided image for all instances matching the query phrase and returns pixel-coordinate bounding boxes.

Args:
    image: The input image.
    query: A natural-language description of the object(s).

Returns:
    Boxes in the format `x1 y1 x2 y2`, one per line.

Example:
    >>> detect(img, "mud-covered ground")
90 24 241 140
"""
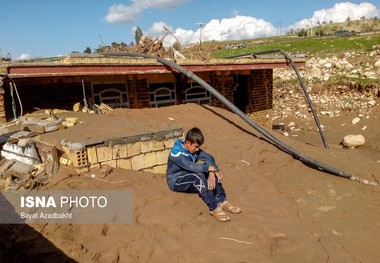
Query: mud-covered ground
1 102 379 263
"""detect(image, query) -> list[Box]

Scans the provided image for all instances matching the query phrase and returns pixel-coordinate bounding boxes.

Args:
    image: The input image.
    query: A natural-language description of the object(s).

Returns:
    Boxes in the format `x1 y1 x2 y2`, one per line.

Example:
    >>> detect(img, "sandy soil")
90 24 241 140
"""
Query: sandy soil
1 102 380 263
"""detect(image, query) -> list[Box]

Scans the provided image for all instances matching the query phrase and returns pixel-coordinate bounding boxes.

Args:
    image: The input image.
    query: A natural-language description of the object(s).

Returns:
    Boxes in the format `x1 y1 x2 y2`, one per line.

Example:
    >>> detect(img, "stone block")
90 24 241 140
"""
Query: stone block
96 146 113 162
154 165 167 174
113 144 128 159
86 147 98 164
140 140 165 153
118 158 132 170
144 151 157 168
127 142 141 157
157 149 170 165
164 138 176 149
131 154 144 170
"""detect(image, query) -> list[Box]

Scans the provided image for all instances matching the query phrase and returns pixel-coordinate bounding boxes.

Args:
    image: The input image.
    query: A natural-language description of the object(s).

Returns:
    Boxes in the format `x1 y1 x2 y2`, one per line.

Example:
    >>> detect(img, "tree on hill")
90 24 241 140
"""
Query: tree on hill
297 29 307 37
346 17 351 26
135 27 143 44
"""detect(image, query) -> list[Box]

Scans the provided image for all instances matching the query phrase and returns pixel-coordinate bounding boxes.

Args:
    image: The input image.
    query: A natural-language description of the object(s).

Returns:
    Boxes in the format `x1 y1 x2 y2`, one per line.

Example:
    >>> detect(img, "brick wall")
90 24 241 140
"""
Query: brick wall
250 69 273 112
209 69 274 127
62 128 183 174
249 69 273 127
248 109 273 128
210 72 234 110
128 78 150 109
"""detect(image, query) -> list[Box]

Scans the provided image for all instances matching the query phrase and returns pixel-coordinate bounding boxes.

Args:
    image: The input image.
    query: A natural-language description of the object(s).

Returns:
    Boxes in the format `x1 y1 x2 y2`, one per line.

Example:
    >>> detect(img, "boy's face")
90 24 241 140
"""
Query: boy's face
184 141 201 154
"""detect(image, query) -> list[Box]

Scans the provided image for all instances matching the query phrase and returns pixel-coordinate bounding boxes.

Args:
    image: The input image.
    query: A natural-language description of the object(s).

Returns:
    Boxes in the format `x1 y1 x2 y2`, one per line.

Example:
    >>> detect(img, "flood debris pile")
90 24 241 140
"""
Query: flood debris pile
0 105 115 191
0 109 85 191
73 101 114 115
0 132 58 191
95 35 172 58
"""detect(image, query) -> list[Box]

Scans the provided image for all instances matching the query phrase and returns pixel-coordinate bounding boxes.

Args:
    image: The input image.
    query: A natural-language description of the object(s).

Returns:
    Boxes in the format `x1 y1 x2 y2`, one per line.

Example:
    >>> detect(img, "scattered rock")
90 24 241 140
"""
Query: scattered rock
73 102 82 112
374 59 380 68
342 134 365 148
351 117 361 125
287 122 296 128
273 53 379 121
368 99 376 106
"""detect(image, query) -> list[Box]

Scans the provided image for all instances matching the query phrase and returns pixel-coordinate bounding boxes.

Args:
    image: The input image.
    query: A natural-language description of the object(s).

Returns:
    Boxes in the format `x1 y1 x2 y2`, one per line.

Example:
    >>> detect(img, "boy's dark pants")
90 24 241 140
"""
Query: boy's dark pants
173 171 226 211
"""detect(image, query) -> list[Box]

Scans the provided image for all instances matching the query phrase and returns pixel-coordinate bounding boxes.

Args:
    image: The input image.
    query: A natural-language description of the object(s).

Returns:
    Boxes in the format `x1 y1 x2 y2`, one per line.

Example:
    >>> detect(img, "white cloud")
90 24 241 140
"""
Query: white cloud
147 15 276 46
127 1 379 46
18 53 31 60
289 2 380 30
105 0 188 23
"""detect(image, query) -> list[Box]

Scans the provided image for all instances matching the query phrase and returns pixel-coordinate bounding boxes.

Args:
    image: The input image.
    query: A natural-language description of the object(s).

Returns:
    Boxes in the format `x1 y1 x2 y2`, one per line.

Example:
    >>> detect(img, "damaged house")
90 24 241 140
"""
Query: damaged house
0 53 305 125
0 53 305 189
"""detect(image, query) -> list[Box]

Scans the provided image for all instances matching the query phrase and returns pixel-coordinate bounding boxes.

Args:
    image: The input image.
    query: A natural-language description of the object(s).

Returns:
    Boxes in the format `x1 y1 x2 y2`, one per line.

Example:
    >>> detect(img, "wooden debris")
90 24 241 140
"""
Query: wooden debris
96 35 170 58
0 159 15 177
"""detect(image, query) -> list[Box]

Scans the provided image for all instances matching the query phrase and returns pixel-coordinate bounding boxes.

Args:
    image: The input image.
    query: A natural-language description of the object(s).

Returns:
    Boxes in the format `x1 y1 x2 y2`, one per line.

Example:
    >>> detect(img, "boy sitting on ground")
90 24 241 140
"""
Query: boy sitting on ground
166 127 241 222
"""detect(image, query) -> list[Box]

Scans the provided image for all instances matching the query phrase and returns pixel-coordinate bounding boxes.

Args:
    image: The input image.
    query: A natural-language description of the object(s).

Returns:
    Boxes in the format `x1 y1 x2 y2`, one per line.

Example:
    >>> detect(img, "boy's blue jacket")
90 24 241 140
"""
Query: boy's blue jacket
166 139 216 190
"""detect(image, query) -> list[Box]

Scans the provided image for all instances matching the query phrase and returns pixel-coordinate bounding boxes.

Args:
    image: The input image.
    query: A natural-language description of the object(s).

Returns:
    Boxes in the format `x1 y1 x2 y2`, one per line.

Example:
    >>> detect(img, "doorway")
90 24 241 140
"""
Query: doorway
233 74 250 113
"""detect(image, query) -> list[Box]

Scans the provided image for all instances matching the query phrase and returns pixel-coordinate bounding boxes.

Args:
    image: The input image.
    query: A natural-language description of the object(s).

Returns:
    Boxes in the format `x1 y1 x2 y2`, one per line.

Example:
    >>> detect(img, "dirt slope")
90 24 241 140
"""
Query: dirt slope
2 103 380 262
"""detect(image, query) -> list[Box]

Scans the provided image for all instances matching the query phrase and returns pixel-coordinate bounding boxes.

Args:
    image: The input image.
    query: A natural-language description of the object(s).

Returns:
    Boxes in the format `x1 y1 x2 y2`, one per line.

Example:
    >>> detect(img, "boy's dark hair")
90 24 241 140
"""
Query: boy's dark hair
185 127 204 145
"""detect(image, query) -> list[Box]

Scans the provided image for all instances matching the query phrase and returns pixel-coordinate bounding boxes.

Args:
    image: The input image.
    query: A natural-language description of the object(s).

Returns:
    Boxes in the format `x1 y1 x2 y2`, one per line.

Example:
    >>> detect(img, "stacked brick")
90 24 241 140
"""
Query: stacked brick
250 69 273 112
62 128 183 174
248 109 273 128
210 72 234 110
133 79 150 108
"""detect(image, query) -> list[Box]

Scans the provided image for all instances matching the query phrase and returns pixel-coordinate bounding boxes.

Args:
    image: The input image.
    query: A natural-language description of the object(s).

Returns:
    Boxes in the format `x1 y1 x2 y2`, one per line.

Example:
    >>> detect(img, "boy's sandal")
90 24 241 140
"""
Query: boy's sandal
210 206 231 222
220 200 242 214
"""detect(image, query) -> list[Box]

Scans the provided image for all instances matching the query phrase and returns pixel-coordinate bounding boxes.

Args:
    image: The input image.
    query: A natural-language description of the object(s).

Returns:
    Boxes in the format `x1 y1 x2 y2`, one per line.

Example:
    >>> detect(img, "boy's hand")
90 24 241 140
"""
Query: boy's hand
208 172 216 190
215 171 223 182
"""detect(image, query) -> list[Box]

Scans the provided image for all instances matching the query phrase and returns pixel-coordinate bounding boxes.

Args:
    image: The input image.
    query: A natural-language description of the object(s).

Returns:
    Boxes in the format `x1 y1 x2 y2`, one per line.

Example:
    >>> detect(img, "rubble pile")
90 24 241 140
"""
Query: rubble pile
0 109 84 191
0 102 124 191
96 36 170 58
0 131 58 191
273 45 380 120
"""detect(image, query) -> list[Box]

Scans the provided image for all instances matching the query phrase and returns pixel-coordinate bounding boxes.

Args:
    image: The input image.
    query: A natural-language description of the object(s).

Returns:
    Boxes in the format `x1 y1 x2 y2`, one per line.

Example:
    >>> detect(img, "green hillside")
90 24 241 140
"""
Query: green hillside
209 33 380 59
180 18 380 60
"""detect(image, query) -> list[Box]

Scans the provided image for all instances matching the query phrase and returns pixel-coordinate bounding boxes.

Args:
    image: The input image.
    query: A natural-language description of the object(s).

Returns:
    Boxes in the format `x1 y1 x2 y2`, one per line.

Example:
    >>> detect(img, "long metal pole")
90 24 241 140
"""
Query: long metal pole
103 52 376 185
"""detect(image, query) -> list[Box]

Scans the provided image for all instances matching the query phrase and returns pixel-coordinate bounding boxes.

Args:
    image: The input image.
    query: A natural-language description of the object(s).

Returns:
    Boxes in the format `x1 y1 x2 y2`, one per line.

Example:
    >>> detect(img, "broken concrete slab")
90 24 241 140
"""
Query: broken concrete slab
1 141 41 165
19 115 65 133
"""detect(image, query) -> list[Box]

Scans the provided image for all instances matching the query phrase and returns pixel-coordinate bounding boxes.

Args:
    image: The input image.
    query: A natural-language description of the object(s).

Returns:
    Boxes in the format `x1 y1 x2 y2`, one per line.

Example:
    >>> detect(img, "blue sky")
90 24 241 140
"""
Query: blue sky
1 1 379 59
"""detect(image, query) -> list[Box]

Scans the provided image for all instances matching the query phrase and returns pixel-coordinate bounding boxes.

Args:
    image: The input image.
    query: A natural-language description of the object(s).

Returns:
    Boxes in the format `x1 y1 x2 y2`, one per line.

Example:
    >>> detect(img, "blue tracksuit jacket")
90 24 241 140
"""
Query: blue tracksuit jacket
166 139 216 190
